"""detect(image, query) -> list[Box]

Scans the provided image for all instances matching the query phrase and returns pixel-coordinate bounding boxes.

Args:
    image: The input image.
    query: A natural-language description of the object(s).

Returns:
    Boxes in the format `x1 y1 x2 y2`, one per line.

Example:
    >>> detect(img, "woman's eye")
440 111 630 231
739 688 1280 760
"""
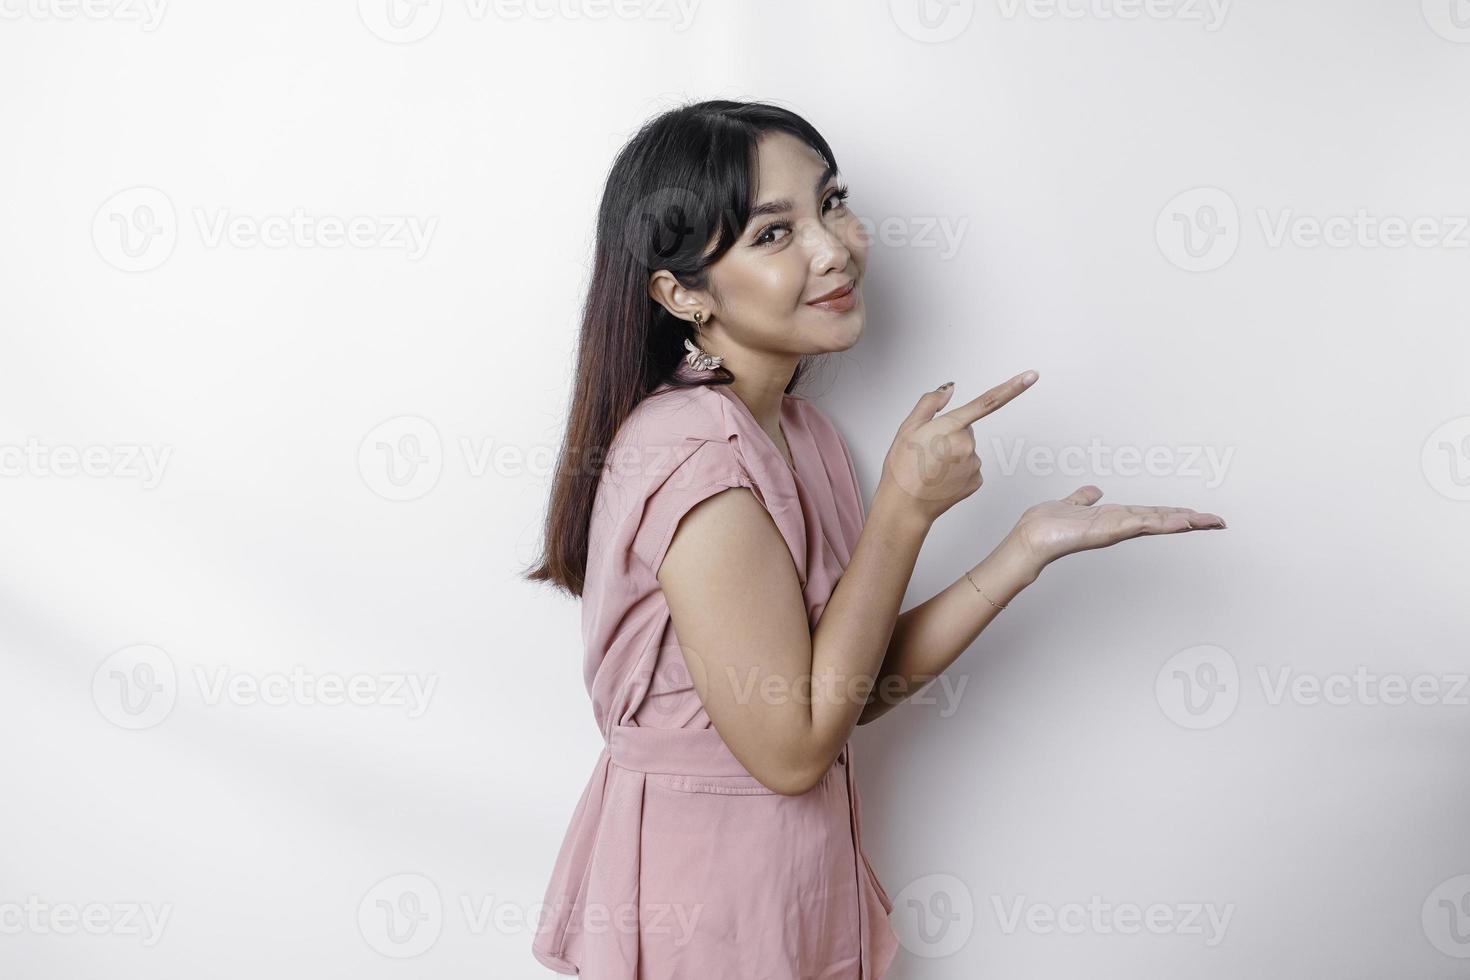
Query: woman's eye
753 187 850 246
755 222 790 246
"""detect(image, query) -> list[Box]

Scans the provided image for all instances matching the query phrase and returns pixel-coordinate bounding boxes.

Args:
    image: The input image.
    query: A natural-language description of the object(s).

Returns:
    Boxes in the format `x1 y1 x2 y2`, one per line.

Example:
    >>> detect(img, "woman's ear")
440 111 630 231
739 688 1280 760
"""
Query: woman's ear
648 269 702 323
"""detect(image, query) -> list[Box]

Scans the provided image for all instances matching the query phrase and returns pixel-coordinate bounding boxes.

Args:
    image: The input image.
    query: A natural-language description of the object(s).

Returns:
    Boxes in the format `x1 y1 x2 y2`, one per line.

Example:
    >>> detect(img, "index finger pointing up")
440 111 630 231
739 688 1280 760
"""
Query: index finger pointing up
942 370 1039 427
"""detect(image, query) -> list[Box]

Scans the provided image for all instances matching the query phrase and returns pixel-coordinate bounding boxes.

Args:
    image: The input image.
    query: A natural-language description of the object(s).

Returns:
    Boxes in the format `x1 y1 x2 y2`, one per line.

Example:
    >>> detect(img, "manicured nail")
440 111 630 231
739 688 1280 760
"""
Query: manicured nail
1020 370 1038 386
937 381 954 390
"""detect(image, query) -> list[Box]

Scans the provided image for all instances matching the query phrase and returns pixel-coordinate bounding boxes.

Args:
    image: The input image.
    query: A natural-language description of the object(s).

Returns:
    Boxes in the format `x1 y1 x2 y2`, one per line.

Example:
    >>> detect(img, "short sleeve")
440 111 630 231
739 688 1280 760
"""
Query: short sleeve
630 438 756 576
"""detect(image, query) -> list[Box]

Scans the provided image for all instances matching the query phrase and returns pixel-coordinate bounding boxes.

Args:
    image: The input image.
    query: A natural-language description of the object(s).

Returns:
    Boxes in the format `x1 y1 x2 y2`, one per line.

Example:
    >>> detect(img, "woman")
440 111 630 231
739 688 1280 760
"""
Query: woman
523 99 1226 979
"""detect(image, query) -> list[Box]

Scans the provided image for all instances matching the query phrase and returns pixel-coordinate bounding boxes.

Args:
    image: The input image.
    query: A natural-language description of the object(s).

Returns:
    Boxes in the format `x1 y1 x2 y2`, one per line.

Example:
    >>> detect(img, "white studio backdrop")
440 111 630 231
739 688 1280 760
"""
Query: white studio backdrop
1 0 1467 977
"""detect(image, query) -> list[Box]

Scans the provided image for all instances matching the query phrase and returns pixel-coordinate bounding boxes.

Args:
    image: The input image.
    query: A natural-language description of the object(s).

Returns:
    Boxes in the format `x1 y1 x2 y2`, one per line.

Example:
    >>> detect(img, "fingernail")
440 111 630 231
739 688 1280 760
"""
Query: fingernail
1020 370 1038 386
937 381 954 391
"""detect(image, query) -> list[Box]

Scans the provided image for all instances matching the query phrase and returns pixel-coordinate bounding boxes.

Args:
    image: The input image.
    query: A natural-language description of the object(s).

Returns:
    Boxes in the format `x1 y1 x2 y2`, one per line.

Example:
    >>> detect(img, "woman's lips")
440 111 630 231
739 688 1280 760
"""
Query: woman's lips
806 280 858 313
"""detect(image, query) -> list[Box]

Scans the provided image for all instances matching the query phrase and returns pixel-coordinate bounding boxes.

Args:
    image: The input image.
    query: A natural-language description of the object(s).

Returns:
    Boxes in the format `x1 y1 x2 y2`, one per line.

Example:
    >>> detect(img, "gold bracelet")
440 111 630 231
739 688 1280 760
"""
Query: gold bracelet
965 569 1008 610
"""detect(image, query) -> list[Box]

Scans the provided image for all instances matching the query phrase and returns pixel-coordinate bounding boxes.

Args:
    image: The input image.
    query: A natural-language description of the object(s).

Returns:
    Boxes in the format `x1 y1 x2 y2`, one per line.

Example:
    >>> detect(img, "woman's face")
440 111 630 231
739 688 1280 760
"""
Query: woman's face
657 130 868 362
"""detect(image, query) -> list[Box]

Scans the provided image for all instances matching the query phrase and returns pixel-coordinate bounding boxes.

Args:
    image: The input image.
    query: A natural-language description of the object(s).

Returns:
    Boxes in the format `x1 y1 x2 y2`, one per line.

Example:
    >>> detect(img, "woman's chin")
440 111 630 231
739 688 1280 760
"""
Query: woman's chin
818 317 864 352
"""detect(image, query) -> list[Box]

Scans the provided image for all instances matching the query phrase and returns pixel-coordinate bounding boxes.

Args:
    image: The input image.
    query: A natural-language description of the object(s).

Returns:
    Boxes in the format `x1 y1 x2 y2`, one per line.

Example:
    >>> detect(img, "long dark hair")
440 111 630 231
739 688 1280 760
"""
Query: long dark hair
521 98 841 597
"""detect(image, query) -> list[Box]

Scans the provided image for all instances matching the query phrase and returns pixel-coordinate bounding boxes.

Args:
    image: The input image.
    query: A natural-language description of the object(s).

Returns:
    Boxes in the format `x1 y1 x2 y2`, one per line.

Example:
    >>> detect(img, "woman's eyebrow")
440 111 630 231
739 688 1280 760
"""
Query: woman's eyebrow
746 164 838 223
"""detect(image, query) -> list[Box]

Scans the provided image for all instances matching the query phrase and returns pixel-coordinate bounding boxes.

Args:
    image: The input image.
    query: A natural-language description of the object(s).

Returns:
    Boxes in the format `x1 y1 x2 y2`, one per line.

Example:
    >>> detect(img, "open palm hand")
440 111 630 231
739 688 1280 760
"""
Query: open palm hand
1012 484 1227 570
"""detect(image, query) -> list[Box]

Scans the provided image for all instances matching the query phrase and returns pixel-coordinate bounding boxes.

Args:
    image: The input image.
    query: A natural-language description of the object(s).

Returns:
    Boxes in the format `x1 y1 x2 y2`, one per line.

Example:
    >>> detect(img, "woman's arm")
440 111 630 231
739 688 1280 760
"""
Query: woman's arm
658 449 934 795
856 527 1040 726
856 484 1227 726
660 376 1036 795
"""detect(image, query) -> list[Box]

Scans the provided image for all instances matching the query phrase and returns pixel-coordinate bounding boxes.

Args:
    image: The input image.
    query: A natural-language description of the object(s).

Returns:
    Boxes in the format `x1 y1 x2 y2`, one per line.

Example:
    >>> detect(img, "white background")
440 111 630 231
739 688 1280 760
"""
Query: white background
2 0 1469 977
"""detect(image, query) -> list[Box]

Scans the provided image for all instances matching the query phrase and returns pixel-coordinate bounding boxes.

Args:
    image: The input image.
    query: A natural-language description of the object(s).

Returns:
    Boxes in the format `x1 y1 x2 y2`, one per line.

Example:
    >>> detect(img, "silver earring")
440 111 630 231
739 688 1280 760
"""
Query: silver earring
685 312 723 371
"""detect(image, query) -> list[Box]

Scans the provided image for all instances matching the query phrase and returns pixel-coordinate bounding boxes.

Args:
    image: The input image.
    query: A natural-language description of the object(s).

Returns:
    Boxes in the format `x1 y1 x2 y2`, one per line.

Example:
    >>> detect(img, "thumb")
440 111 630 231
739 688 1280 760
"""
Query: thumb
903 382 955 429
1062 485 1104 506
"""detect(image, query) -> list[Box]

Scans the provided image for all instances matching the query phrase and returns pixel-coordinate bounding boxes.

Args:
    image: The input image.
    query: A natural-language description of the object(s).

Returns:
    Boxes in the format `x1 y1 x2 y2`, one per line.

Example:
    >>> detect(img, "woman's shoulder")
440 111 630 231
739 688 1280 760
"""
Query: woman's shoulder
611 383 731 454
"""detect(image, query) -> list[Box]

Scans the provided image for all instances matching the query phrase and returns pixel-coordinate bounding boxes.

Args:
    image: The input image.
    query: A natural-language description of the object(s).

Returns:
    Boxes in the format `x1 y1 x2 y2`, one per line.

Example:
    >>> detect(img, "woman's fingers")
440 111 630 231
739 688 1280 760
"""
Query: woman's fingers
1062 485 1103 506
941 370 1039 428
1119 504 1227 533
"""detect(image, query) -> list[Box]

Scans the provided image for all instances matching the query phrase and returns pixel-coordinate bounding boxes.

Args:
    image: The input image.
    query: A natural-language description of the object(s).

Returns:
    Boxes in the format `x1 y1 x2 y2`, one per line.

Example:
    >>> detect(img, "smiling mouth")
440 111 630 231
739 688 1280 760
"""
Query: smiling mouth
807 280 856 305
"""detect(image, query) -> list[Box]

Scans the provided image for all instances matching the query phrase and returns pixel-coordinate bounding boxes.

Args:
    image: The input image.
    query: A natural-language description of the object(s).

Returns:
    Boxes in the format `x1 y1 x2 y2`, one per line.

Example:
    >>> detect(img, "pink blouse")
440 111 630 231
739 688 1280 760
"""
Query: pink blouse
532 368 900 979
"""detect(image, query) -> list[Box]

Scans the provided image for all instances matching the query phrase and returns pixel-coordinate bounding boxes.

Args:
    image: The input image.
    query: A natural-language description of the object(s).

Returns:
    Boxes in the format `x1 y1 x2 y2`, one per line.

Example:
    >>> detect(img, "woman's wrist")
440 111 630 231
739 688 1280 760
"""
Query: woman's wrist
869 478 936 541
969 529 1044 605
